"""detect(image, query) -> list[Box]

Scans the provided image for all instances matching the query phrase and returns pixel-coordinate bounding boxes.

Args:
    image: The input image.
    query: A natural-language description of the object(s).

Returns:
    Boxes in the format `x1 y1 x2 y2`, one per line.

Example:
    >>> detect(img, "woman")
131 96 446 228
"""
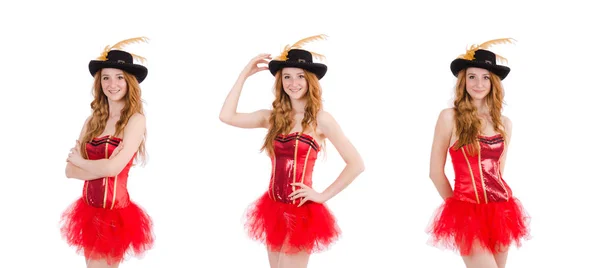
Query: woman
61 37 154 268
219 35 365 268
427 38 530 268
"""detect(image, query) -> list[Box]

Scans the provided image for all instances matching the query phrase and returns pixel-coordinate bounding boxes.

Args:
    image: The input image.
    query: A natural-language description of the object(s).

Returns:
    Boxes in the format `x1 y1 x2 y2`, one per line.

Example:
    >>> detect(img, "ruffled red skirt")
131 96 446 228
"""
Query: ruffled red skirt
60 197 154 264
245 192 340 254
427 197 530 256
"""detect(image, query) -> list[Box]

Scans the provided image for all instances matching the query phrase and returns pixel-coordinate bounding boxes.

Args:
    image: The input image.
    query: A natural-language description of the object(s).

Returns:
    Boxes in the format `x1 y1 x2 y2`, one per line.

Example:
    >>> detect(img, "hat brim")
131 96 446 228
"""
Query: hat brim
89 61 148 83
268 61 327 80
450 59 510 80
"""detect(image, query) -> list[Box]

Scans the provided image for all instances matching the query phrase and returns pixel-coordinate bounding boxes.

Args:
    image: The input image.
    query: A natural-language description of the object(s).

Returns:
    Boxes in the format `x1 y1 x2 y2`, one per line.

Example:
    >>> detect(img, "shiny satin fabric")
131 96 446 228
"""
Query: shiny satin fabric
268 132 321 205
83 135 135 209
449 134 512 204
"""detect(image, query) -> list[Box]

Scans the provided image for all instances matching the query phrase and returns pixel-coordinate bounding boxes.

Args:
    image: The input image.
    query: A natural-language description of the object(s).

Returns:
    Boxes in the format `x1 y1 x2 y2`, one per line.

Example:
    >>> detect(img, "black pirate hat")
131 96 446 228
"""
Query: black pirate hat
88 37 149 83
450 38 516 80
268 34 328 80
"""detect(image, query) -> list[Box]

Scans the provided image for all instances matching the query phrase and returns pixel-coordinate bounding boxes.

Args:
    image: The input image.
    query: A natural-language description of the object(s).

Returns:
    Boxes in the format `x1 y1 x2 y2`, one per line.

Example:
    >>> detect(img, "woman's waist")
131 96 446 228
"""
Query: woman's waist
83 179 131 209
444 195 518 207
82 192 131 209
268 175 312 189
267 178 312 205
452 184 513 203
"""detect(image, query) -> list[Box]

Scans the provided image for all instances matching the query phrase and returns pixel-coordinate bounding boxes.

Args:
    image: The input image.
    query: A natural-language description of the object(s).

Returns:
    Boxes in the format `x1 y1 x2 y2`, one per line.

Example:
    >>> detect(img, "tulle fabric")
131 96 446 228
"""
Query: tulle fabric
428 197 530 256
60 198 154 264
245 192 340 254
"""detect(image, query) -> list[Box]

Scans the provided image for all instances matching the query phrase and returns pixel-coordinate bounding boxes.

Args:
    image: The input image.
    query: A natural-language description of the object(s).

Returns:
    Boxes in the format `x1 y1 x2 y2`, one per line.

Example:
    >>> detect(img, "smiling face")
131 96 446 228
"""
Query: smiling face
465 67 492 101
100 68 128 102
281 67 308 100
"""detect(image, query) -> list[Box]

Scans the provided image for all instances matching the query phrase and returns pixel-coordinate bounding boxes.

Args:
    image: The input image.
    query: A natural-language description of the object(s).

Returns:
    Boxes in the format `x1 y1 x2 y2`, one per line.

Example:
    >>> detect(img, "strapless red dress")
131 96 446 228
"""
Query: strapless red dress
245 132 340 254
60 135 154 264
428 134 530 255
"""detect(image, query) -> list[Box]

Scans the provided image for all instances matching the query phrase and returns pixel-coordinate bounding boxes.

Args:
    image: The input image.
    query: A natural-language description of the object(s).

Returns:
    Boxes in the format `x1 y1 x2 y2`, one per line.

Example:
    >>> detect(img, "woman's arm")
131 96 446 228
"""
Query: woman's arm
66 163 102 180
68 113 145 177
429 108 455 200
67 144 124 180
65 115 105 180
313 111 365 203
219 54 272 129
499 116 512 174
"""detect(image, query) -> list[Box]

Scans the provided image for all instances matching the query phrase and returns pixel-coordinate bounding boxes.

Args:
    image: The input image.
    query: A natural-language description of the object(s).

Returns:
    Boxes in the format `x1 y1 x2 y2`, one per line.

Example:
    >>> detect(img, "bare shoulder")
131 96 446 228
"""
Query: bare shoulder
437 108 455 134
316 110 340 131
439 108 455 122
315 110 340 139
125 113 147 132
502 115 512 131
434 108 456 145
81 115 92 129
130 113 146 123
78 115 93 139
316 110 335 124
502 115 512 141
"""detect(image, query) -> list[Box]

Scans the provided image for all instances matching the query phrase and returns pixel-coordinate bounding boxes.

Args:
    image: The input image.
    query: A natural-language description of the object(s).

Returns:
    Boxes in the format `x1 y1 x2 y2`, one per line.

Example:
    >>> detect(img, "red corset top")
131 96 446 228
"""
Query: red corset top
268 132 321 205
83 135 135 209
449 134 513 204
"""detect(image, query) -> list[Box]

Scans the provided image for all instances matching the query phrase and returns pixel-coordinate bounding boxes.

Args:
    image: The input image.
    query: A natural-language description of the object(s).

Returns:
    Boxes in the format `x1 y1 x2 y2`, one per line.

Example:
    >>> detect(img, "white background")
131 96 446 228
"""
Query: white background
1 0 598 267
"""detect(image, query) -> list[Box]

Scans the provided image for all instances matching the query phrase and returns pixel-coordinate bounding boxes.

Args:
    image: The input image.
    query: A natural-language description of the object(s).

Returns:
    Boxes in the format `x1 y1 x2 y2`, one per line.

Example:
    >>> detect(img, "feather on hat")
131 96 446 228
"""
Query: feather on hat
269 34 328 80
450 38 516 80
88 36 150 83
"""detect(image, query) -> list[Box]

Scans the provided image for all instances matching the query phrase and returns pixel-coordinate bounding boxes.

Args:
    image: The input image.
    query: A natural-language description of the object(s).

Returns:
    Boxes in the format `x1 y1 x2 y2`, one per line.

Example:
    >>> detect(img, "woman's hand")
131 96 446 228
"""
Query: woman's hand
240 53 271 79
66 140 122 164
66 140 85 166
289 182 326 207
109 142 124 159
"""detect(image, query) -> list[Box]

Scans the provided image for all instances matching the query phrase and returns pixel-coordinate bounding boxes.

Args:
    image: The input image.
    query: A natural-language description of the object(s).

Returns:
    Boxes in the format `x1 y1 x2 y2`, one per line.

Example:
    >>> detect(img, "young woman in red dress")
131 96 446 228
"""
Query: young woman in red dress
61 37 154 268
219 35 365 268
428 38 530 268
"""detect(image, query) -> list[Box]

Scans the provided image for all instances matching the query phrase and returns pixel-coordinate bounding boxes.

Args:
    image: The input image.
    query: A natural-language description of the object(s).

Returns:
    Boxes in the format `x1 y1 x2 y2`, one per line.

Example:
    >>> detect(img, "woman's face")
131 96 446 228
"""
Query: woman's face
465 67 491 101
281 67 308 100
100 68 128 102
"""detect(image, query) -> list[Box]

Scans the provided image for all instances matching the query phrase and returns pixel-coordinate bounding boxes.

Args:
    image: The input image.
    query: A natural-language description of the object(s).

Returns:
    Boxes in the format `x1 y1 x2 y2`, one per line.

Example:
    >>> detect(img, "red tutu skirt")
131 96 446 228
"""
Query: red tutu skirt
60 197 154 264
427 197 530 256
245 192 340 254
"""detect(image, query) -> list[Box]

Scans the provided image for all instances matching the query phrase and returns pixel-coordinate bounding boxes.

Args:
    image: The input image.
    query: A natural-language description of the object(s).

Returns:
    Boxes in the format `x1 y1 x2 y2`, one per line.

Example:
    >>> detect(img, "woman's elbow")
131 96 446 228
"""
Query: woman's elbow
219 113 232 124
218 114 227 123
65 165 74 179
429 170 445 181
107 167 121 177
357 162 365 173
99 163 120 178
351 159 365 174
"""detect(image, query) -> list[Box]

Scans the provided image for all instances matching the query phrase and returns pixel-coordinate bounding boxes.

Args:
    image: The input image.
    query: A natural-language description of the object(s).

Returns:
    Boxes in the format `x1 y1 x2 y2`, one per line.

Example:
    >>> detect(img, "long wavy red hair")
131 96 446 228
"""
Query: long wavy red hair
452 69 506 155
261 70 323 157
80 70 147 165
